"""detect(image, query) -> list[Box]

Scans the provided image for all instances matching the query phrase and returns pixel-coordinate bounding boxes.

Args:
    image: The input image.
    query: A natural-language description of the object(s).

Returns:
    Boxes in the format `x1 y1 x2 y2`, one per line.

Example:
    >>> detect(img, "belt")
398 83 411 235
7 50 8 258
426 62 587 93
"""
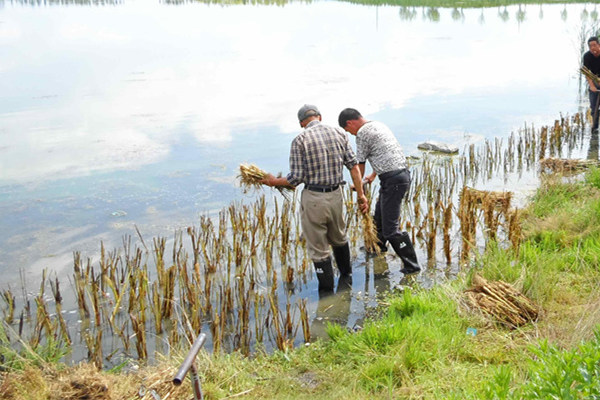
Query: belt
305 184 340 193
378 168 408 180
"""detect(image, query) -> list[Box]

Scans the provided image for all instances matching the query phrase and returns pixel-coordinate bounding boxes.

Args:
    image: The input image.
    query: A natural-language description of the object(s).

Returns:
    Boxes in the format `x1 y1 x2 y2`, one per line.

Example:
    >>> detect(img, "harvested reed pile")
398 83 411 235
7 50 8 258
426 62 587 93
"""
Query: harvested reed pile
238 164 295 200
540 158 599 174
48 364 114 400
465 274 538 328
0 362 190 400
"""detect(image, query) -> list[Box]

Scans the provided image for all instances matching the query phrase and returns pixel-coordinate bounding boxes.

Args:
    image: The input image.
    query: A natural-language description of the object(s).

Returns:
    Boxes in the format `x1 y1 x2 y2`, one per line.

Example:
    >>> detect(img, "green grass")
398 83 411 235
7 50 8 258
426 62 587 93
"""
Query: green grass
0 323 68 372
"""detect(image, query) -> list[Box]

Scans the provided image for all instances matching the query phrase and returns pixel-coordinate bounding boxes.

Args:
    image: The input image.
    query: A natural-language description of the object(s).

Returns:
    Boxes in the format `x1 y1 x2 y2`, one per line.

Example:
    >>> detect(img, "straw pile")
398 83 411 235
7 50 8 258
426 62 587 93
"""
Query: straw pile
238 164 295 200
540 158 599 174
465 274 538 328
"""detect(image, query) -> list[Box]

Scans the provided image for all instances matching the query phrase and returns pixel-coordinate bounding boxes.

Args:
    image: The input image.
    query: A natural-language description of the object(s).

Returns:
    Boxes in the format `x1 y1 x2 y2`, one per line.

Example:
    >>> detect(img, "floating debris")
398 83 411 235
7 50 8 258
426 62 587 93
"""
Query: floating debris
540 157 599 174
417 140 459 154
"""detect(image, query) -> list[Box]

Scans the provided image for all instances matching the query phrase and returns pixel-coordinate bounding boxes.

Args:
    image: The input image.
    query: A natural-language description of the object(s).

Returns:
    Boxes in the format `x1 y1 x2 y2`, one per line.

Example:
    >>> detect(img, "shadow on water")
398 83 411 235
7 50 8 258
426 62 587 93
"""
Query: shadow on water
589 129 599 160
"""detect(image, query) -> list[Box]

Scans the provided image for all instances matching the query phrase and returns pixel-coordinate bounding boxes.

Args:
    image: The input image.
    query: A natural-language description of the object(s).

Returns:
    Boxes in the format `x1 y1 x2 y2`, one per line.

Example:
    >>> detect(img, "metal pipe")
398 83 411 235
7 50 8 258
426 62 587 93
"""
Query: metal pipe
173 332 207 399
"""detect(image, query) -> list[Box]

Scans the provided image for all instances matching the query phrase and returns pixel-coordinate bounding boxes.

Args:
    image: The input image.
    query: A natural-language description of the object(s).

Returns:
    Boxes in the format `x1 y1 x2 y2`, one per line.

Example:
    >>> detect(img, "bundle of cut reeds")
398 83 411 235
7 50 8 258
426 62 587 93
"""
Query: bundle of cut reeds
581 65 600 87
361 212 380 255
465 274 538 328
238 164 295 200
360 183 381 255
540 157 599 174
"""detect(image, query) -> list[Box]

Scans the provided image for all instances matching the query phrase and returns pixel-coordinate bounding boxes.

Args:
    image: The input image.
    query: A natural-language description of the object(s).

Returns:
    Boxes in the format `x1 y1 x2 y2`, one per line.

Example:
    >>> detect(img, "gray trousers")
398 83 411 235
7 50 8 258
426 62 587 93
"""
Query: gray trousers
300 188 347 262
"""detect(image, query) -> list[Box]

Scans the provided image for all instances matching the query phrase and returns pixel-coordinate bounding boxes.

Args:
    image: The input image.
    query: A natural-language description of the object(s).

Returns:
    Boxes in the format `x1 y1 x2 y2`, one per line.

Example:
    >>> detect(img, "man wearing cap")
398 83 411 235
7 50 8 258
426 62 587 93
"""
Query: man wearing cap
338 108 420 275
262 104 368 293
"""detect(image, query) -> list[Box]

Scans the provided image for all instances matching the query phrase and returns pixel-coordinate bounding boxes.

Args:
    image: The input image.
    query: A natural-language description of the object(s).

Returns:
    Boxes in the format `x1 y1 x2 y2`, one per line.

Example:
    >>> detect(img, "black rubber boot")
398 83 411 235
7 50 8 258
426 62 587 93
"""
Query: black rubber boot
314 257 334 292
332 242 352 276
389 231 421 275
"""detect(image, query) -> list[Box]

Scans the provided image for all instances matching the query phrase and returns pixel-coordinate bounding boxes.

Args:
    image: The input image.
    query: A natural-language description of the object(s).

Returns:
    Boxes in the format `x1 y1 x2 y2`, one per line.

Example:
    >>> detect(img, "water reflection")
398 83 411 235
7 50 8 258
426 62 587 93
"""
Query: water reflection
451 7 464 22
424 7 440 22
4 0 123 4
498 7 509 21
311 276 352 340
588 130 599 160
516 4 525 23
398 6 416 21
371 256 391 299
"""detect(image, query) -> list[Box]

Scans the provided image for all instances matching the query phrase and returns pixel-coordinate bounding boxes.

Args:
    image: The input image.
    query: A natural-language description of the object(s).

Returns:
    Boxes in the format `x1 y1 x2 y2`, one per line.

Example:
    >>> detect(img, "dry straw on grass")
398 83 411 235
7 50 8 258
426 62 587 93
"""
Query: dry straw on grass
465 274 538 328
238 164 295 200
540 157 599 174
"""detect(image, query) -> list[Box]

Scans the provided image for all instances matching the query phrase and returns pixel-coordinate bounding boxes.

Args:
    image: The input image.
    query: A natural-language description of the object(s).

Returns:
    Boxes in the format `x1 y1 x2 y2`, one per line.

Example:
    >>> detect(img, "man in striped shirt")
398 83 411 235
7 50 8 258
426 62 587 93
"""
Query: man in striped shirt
338 108 420 275
262 104 368 292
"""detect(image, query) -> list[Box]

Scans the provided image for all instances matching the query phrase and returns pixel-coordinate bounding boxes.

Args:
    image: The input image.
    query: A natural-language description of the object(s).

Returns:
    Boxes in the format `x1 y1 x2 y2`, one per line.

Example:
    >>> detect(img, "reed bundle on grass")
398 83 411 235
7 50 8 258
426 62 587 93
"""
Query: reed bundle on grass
465 274 538 328
238 164 294 200
540 157 599 174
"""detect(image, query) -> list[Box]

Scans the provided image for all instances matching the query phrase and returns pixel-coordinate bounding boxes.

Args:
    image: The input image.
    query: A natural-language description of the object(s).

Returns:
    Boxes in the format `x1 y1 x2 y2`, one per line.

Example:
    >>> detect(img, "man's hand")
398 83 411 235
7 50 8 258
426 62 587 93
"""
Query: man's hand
261 173 275 187
363 172 377 184
592 85 599 93
357 193 369 214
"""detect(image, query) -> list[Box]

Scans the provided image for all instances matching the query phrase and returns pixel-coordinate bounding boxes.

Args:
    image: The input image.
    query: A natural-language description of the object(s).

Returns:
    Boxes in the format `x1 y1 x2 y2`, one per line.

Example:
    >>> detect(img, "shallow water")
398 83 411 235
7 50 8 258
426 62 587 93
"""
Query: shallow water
0 0 598 362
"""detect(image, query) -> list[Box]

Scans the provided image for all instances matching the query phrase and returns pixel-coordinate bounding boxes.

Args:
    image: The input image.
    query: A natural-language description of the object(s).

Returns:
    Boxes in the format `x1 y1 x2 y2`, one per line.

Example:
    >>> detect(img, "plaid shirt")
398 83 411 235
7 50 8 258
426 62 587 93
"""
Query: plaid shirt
286 120 358 187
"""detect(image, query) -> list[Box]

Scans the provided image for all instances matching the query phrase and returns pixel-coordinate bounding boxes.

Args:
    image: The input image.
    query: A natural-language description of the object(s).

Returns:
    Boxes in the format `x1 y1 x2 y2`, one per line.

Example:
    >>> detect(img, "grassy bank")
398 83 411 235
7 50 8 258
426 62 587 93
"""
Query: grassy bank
2 167 600 399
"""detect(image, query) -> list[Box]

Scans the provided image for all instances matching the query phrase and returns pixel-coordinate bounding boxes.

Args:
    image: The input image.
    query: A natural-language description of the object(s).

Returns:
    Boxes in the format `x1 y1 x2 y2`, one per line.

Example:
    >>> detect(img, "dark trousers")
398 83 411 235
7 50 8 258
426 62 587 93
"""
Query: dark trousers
374 169 410 245
589 89 600 130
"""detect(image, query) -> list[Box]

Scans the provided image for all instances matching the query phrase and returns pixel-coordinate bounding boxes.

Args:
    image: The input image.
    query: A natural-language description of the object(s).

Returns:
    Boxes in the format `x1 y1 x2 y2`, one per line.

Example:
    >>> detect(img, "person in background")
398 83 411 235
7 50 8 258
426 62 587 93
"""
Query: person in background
338 108 420 275
583 36 600 131
262 104 368 293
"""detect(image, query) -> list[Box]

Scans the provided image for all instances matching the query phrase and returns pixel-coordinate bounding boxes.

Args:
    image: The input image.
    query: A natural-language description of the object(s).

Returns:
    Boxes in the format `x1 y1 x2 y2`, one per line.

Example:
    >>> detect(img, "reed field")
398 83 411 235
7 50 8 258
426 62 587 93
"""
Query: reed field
2 162 600 398
2 110 600 398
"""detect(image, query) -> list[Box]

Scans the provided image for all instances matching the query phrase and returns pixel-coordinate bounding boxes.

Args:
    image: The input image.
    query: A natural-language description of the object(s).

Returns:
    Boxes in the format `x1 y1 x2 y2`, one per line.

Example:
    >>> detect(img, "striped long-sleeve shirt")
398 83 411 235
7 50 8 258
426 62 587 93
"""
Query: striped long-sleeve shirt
286 120 358 187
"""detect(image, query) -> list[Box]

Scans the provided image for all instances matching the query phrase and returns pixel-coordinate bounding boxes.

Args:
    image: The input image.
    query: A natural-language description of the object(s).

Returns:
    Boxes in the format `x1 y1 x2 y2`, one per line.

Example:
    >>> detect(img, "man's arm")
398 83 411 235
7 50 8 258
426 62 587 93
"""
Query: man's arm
357 162 365 177
583 54 599 91
364 171 377 184
262 174 291 187
589 77 599 92
350 164 368 213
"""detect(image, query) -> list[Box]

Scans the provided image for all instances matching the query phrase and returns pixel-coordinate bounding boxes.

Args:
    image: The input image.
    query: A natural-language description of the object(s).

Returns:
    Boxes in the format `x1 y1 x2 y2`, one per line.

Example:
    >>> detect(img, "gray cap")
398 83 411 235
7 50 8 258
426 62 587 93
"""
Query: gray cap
297 104 320 121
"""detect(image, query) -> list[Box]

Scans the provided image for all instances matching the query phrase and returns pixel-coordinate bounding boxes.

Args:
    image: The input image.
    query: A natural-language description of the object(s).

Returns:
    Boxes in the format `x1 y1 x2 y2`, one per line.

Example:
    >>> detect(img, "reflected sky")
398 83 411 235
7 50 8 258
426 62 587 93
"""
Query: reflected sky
0 2 586 182
0 2 593 282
